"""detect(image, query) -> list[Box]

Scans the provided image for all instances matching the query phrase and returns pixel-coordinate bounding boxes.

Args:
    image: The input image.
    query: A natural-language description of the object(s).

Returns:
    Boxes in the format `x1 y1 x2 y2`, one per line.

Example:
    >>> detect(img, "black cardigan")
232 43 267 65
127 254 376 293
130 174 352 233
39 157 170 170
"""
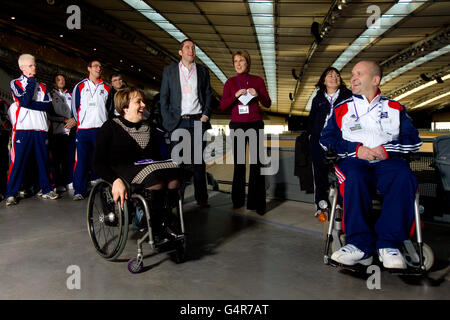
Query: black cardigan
93 117 160 184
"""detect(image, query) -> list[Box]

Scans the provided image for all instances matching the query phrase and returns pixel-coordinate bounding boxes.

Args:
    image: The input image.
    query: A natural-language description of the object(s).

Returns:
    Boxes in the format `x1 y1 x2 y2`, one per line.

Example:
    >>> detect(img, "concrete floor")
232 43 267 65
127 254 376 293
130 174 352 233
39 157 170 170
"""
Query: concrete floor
0 185 449 300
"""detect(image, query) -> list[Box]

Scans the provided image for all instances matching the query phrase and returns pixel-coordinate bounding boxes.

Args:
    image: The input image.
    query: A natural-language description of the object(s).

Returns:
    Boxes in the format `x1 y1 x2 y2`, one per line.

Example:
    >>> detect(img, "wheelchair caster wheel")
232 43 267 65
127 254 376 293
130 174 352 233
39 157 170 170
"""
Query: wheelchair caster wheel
174 239 186 264
128 258 143 274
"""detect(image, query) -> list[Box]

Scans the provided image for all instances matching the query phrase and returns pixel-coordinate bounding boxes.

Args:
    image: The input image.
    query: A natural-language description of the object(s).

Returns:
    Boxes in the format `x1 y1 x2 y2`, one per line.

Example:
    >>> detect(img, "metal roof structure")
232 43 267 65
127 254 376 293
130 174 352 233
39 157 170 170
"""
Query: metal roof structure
1 0 449 116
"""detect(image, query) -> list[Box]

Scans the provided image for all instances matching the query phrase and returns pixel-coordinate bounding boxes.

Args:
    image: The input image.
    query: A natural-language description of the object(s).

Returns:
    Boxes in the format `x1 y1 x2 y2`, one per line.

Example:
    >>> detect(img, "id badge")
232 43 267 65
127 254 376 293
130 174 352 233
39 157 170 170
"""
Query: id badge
238 104 249 114
88 101 96 108
350 123 362 131
182 85 192 94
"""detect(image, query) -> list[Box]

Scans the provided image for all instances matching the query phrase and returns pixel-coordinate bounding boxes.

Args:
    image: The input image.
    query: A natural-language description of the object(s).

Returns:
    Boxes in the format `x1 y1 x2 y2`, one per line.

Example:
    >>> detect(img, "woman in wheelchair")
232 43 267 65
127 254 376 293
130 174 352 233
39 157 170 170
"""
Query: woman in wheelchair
93 87 181 242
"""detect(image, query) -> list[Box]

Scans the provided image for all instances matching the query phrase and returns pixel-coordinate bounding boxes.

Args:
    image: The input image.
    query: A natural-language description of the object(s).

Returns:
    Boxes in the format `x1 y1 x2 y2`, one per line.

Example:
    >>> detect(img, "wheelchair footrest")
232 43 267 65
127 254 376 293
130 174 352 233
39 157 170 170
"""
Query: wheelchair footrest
328 259 368 273
386 267 426 276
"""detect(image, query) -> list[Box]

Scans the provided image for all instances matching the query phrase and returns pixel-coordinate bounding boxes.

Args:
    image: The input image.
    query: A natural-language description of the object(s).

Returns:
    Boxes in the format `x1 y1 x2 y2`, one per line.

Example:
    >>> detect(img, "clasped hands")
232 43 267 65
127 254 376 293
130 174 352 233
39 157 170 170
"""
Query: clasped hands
357 145 387 161
235 88 258 98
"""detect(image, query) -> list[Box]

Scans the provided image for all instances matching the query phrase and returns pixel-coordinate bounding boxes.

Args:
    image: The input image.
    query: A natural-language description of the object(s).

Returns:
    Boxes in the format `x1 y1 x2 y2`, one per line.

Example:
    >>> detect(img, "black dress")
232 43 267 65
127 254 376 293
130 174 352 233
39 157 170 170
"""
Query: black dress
93 117 179 188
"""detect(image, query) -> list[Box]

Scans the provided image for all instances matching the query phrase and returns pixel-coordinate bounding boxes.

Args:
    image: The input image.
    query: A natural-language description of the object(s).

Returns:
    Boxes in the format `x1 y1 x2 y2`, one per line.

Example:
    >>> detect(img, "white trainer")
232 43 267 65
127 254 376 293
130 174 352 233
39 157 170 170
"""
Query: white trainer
5 196 17 206
378 248 407 269
331 244 373 266
73 194 84 201
41 190 60 200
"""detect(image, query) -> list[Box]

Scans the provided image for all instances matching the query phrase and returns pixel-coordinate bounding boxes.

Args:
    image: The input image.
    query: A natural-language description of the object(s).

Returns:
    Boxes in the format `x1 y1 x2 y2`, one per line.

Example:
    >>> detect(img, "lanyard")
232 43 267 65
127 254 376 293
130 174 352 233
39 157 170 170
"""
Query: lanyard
87 80 100 101
353 100 382 122
179 62 196 84
325 90 339 107
236 74 249 89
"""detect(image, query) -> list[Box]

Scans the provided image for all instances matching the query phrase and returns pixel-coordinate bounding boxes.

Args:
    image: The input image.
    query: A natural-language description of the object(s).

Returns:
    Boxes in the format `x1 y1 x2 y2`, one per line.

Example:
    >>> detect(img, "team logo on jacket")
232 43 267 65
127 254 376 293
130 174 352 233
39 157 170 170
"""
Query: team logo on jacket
380 112 388 119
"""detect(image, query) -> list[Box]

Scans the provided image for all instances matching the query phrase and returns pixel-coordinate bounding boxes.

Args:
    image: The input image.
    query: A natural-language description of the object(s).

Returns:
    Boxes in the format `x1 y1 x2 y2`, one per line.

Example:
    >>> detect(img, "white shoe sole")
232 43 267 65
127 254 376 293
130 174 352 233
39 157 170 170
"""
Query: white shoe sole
378 256 406 269
331 253 373 266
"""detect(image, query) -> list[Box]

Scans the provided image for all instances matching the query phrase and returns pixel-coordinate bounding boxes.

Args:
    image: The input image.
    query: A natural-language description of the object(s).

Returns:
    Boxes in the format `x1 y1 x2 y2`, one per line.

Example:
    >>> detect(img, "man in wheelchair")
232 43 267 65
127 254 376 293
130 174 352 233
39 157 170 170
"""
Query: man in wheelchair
320 61 423 270
93 87 182 243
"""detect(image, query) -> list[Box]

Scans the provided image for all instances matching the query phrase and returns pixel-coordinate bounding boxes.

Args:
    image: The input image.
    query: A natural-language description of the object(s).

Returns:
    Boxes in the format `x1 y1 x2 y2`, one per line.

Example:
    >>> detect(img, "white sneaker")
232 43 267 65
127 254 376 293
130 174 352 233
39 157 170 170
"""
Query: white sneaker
41 190 60 200
66 183 73 190
73 194 84 201
331 244 373 266
378 248 407 269
6 196 17 206
18 190 28 198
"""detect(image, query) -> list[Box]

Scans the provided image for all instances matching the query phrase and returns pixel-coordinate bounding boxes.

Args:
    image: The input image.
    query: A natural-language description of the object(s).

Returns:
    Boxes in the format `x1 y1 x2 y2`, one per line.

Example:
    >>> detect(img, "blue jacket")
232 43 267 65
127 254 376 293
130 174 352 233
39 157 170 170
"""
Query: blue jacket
307 87 352 138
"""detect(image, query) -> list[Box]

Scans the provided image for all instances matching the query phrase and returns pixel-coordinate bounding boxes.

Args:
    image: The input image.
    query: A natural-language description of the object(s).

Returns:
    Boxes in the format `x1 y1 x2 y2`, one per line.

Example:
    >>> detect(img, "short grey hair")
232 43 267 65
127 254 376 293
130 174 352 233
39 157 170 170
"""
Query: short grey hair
18 54 35 67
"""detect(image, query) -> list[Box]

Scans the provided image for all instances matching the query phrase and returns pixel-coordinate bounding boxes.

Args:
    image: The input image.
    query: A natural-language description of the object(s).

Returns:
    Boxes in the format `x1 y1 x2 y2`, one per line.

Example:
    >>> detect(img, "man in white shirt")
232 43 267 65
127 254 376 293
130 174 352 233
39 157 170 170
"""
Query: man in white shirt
160 39 214 207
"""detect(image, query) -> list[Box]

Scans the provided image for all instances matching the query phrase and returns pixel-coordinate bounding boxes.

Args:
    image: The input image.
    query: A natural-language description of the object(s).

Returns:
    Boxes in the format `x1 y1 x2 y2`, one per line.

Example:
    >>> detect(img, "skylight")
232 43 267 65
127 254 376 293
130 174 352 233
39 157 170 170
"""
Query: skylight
248 0 277 105
381 44 450 85
411 91 450 110
305 0 430 111
122 0 227 83
393 73 450 100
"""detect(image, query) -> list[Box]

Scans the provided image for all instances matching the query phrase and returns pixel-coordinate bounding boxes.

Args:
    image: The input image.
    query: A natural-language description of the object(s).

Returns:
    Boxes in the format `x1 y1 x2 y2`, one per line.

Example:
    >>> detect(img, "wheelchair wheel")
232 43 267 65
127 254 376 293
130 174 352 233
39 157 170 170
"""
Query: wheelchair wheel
127 257 144 274
87 180 129 261
404 242 434 271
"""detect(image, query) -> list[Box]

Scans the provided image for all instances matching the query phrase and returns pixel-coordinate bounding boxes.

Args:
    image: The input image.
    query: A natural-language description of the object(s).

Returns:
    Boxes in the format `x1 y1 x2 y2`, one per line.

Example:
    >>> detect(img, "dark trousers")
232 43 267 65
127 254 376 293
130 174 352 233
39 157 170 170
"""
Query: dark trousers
170 117 208 204
230 121 266 214
73 128 99 196
310 136 329 209
67 128 76 184
6 130 53 198
49 133 70 188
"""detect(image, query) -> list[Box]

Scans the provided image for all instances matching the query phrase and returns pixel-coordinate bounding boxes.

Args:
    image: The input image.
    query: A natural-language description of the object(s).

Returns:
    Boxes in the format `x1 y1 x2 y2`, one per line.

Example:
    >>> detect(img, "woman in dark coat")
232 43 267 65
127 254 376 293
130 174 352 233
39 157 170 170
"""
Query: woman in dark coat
307 67 352 215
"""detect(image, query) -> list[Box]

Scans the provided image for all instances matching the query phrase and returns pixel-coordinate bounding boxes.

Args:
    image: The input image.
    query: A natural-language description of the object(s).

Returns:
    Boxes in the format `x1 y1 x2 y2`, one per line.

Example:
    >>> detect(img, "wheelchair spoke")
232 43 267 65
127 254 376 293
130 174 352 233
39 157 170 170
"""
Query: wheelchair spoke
87 181 129 260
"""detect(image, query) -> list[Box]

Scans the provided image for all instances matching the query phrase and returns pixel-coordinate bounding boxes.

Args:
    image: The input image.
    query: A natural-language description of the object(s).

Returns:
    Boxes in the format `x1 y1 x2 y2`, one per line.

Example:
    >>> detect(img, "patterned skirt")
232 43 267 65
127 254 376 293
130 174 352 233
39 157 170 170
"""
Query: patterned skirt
116 160 180 188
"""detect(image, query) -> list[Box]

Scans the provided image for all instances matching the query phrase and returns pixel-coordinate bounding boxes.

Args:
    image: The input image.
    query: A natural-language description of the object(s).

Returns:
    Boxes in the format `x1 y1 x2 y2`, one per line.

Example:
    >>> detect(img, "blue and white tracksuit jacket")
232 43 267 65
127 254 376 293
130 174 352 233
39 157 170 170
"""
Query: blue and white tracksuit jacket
71 78 110 196
320 92 422 254
6 74 54 197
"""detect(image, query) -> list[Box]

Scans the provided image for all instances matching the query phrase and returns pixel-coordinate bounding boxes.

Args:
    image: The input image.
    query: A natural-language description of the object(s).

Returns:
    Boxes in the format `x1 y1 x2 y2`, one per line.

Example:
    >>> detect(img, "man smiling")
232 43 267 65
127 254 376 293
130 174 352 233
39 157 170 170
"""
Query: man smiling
320 61 422 269
71 59 111 200
160 39 214 207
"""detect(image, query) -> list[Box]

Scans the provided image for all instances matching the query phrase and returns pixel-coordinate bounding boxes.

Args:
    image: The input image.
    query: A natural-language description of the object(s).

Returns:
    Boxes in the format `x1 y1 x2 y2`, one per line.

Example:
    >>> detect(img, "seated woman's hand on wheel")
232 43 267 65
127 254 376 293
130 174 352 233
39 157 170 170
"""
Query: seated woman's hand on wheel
112 178 128 209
